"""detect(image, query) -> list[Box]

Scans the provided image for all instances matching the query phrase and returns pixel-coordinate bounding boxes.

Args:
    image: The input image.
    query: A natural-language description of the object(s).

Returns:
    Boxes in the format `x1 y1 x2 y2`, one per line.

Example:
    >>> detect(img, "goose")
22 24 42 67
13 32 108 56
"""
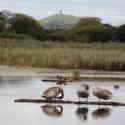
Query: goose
77 84 90 101
42 87 64 100
93 87 112 101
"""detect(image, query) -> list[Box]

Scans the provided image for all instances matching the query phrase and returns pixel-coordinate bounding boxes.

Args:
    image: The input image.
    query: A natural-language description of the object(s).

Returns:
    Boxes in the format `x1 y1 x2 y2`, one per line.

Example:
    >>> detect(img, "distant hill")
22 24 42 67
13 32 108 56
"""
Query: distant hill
39 13 80 29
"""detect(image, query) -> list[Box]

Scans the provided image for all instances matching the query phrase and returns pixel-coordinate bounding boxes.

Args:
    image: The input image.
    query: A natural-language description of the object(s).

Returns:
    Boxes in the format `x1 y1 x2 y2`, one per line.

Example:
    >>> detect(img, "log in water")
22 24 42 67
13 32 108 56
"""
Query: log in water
14 99 125 106
42 79 72 82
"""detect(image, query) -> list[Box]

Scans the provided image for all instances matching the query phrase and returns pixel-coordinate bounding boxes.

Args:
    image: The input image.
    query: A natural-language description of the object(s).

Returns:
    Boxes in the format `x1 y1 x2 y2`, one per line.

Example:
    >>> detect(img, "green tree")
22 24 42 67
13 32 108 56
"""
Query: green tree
45 29 68 41
11 13 45 40
115 24 125 42
69 17 115 42
87 25 115 42
75 17 101 27
0 19 5 32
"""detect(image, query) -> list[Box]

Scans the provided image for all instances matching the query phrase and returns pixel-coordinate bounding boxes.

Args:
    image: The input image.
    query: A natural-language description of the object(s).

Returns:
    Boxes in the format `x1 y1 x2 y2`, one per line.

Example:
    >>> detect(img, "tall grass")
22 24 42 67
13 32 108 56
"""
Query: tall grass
0 38 125 71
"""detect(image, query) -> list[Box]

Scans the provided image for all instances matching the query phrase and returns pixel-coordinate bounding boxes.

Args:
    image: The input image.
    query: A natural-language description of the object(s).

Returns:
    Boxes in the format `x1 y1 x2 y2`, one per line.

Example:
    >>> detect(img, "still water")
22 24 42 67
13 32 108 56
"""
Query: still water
0 78 125 125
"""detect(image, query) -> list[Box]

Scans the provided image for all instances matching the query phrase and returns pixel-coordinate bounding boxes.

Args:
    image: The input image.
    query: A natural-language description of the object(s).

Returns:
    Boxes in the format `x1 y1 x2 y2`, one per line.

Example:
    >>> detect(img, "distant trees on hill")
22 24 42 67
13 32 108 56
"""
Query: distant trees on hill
114 24 125 42
0 10 45 40
68 18 115 42
44 29 68 41
11 13 45 40
0 19 5 32
0 10 125 42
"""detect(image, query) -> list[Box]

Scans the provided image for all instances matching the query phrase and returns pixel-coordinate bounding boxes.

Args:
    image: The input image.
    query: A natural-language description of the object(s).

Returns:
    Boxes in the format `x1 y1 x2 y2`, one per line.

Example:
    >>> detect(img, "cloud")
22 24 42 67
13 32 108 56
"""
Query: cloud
0 0 124 25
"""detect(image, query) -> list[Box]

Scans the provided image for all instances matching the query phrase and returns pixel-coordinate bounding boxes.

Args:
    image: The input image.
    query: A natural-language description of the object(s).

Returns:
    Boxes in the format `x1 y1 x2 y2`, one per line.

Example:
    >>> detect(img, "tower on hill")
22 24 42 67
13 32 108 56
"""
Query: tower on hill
59 10 63 15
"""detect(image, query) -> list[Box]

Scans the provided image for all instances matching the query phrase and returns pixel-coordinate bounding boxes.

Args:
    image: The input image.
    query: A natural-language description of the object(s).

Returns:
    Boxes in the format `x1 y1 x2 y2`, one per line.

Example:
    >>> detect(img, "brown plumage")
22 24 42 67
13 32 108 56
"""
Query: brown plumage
93 87 112 101
42 87 64 100
77 85 90 101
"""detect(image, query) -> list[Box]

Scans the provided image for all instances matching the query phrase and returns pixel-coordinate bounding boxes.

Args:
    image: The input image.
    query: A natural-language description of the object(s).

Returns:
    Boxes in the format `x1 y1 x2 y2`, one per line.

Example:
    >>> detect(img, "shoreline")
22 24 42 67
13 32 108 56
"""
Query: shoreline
0 65 125 81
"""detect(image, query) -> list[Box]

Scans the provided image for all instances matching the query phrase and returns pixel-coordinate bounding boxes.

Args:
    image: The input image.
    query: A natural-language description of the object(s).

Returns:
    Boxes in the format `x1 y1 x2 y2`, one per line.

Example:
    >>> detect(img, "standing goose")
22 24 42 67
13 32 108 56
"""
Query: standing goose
77 84 90 101
93 87 112 101
42 87 64 100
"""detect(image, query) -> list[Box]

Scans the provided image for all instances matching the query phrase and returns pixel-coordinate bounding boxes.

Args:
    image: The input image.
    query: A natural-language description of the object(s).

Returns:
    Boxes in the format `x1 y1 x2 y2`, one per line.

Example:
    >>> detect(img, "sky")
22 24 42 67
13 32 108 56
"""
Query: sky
0 0 125 25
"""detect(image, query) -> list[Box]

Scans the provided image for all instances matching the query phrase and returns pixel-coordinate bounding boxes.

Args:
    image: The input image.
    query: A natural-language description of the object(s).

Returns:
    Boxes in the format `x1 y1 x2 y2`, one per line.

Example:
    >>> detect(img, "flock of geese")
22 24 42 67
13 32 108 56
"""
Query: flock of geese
42 85 113 101
41 76 119 121
42 77 119 102
77 84 113 102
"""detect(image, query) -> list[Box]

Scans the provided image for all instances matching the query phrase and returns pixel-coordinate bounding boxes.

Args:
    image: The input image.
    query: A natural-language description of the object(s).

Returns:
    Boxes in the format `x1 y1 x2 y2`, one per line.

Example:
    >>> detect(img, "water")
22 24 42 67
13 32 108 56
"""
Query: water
0 78 125 125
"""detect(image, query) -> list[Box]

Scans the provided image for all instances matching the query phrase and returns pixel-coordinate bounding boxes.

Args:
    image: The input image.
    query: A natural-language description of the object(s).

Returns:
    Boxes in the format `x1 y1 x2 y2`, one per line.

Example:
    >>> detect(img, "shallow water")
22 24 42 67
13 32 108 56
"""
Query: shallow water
0 78 125 125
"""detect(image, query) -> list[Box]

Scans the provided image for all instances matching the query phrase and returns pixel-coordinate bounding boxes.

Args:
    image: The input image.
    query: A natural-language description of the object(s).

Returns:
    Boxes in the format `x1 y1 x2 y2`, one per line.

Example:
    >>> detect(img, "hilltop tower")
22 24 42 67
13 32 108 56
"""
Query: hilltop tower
59 10 63 15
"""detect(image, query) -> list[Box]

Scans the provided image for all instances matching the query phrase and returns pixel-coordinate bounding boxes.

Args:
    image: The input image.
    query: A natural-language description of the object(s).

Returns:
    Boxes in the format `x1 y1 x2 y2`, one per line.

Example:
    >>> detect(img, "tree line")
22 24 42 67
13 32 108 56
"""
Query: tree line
0 10 125 42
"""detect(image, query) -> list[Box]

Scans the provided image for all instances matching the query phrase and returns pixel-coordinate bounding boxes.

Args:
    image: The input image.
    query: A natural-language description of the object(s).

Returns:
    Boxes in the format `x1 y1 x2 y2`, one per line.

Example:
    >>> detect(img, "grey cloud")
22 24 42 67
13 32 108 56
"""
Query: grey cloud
0 0 124 25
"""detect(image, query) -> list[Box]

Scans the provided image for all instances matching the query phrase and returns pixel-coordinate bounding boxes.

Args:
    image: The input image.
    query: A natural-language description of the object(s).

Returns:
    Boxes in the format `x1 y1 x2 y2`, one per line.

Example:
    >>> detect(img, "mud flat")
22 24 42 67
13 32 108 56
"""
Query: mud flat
0 65 125 81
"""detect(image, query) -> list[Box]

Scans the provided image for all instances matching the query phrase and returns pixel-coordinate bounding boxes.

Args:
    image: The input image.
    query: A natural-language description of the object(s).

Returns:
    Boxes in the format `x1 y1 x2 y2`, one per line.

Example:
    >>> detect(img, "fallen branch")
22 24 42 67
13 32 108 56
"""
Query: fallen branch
14 99 125 106
42 79 72 82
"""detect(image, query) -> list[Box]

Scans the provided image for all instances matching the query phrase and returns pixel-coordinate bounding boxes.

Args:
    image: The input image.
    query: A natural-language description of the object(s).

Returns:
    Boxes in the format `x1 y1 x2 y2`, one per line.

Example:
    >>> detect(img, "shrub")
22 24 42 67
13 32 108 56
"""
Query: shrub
115 24 125 42
45 29 68 41
69 18 115 42
0 32 33 40
0 20 5 32
11 13 45 40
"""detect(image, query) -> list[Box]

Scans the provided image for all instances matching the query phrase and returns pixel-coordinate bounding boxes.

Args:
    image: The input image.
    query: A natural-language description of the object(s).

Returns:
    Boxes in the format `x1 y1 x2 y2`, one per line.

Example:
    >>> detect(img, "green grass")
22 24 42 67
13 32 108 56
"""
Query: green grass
1 38 125 71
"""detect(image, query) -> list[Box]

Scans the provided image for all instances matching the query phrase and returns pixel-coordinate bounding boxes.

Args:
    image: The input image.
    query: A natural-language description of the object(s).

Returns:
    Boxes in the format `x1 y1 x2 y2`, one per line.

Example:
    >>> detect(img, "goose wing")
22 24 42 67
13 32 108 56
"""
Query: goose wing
42 87 60 98
93 87 112 100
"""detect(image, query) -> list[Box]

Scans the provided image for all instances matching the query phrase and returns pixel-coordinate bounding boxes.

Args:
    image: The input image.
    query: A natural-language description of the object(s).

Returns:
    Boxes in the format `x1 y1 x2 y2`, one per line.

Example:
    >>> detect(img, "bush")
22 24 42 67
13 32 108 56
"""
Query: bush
115 24 125 42
0 20 5 32
11 13 45 40
0 32 33 40
75 17 101 27
87 25 115 42
69 18 115 42
45 29 68 41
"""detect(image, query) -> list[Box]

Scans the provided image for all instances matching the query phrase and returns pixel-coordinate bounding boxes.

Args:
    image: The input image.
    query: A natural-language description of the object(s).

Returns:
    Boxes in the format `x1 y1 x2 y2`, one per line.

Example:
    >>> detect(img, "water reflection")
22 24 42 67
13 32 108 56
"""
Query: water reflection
113 84 120 90
1 79 125 125
92 107 111 120
76 107 89 121
41 104 63 117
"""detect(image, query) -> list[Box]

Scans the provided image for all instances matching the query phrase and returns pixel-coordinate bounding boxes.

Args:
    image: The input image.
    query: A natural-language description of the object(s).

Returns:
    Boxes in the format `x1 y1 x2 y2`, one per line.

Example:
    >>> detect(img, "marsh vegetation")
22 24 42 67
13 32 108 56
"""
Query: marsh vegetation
1 39 125 71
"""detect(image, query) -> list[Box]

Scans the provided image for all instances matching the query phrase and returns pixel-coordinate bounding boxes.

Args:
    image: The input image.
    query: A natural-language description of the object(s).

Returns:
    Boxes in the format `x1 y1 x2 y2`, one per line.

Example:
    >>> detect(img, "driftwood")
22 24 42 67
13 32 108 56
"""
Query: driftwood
42 76 74 82
14 99 125 106
42 79 72 82
42 79 58 82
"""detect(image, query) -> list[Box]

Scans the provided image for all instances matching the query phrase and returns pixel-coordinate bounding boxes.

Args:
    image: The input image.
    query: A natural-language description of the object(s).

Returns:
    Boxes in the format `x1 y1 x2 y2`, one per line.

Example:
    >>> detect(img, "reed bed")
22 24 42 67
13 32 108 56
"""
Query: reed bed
0 38 125 71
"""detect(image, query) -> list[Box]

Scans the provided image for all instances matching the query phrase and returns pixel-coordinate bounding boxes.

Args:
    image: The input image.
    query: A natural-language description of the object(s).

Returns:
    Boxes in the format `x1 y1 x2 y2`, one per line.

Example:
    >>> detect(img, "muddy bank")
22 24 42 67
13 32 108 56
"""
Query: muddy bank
0 65 125 80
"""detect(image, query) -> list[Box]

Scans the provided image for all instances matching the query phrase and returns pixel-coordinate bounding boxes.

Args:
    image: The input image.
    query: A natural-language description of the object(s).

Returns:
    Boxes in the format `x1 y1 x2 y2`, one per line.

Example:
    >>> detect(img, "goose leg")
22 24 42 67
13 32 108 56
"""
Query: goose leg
79 97 80 102
86 97 88 102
